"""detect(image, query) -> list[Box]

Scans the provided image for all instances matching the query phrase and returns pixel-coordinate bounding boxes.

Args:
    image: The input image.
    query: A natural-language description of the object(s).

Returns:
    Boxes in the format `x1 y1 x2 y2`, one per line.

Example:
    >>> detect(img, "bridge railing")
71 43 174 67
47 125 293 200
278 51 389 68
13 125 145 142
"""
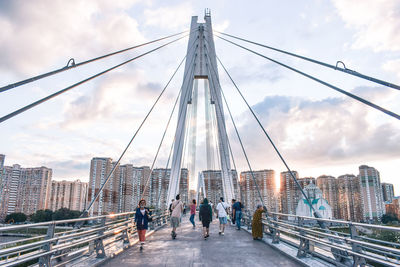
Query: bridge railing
0 211 169 267
242 211 400 267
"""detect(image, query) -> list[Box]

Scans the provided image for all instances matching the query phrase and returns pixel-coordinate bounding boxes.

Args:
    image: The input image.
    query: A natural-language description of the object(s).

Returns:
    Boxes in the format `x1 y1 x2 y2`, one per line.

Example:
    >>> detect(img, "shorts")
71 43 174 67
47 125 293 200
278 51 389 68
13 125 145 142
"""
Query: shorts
219 216 228 224
202 220 210 228
171 217 180 228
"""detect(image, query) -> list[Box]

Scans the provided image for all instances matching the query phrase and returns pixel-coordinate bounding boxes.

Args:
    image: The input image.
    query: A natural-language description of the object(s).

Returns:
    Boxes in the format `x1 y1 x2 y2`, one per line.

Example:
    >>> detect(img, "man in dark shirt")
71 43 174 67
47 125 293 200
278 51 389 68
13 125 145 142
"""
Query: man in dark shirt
232 200 243 230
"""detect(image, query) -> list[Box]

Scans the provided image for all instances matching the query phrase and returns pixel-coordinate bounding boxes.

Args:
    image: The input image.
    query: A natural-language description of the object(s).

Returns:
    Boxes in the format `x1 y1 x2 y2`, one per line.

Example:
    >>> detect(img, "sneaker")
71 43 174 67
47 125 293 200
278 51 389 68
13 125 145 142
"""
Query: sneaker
222 232 224 236
218 231 221 235
140 245 143 251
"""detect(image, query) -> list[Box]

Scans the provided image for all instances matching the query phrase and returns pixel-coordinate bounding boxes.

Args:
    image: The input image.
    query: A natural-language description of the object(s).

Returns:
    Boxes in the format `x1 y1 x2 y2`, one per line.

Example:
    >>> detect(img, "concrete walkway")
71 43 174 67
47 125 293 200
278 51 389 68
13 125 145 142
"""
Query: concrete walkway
102 215 302 267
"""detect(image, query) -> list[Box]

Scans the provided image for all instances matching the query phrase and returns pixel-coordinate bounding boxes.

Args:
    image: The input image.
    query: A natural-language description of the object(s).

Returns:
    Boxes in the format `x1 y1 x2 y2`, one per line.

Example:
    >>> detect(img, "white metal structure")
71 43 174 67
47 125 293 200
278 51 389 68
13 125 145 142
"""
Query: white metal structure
167 12 235 204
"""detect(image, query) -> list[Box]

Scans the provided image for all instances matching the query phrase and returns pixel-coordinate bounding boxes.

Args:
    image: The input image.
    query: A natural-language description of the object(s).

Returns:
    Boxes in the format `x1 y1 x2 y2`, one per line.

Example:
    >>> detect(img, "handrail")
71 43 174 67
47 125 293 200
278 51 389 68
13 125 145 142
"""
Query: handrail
241 213 400 267
0 211 136 232
0 211 169 267
269 212 400 232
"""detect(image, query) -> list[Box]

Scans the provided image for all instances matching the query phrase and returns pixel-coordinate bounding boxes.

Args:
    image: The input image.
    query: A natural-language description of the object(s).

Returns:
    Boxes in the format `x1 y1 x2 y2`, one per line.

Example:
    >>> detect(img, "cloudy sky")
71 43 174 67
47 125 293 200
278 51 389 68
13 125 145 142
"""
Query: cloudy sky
1 0 399 194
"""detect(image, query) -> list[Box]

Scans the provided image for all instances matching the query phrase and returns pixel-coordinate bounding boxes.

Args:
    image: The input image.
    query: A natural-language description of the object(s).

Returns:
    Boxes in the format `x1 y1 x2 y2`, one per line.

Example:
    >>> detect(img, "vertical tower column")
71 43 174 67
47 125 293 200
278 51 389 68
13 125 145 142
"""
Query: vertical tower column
167 12 236 206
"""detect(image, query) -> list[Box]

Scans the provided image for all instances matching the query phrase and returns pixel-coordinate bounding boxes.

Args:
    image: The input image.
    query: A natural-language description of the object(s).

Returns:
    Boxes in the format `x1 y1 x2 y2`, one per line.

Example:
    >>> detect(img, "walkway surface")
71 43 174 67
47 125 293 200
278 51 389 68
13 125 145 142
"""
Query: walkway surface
102 215 302 267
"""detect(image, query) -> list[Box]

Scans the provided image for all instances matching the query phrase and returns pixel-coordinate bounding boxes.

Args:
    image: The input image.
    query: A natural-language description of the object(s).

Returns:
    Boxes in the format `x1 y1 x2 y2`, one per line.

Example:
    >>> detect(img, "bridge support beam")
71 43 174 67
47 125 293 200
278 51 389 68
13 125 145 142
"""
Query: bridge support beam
38 223 55 267
94 217 106 258
167 12 235 205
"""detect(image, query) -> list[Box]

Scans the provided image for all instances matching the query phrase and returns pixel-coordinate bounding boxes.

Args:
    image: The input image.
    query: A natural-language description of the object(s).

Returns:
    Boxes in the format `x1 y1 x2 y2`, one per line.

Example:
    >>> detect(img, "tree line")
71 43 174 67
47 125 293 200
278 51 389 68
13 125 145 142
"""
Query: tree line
4 208 81 224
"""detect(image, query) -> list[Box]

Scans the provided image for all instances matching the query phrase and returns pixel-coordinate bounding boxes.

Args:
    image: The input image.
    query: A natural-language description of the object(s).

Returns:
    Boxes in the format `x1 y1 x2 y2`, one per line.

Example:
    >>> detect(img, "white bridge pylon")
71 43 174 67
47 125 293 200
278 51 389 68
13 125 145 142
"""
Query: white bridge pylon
166 12 236 205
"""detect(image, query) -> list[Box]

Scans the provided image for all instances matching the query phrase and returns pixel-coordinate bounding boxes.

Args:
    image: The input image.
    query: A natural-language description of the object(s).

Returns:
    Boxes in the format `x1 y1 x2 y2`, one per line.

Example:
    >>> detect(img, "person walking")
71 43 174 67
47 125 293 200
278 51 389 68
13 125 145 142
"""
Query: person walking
135 199 151 251
232 199 243 230
189 199 196 228
169 199 174 215
199 198 212 240
216 197 229 235
252 204 265 240
170 194 183 239
231 199 236 226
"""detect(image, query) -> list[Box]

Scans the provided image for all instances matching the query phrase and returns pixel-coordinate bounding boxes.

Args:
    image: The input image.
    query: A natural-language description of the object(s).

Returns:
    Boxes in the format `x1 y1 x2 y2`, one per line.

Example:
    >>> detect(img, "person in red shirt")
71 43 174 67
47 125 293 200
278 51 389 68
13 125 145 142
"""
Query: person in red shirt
189 199 196 228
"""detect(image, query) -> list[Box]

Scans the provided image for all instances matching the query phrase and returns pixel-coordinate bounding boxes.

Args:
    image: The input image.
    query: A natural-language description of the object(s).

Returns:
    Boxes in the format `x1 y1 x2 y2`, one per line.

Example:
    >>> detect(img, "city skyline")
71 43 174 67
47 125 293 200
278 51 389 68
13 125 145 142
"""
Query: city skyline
2 153 399 196
1 0 399 196
1 153 398 223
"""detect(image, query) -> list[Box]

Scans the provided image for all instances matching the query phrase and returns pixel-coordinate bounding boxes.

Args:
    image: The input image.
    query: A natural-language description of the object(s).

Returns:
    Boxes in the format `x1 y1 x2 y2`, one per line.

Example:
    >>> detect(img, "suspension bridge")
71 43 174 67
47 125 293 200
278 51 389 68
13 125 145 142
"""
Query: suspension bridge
1 10 400 267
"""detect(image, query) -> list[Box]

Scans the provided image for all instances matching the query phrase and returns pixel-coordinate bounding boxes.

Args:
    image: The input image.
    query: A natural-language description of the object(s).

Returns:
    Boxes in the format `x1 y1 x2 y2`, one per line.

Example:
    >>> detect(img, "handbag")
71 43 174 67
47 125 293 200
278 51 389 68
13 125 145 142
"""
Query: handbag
147 210 153 222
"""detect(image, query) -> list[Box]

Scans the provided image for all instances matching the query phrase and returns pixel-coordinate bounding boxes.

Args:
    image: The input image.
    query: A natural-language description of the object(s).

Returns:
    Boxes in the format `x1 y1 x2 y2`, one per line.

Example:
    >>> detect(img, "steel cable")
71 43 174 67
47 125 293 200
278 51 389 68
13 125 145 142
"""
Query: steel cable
0 34 189 124
0 31 189 93
84 52 188 213
215 31 400 90
214 54 325 225
215 35 400 121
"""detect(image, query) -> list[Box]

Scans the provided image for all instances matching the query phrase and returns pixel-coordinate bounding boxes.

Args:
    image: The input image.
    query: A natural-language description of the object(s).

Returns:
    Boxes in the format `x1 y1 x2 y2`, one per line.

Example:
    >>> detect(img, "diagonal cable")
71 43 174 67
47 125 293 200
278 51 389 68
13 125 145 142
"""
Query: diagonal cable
204 49 269 215
155 53 198 209
140 88 182 202
0 31 189 93
0 34 189 124
215 54 327 226
140 38 199 202
84 53 188 214
216 31 400 90
215 35 400 121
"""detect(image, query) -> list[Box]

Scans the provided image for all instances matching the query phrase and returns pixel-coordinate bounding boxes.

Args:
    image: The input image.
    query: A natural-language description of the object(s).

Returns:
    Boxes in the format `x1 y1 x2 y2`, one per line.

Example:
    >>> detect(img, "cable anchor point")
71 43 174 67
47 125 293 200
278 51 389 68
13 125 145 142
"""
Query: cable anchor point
66 58 76 68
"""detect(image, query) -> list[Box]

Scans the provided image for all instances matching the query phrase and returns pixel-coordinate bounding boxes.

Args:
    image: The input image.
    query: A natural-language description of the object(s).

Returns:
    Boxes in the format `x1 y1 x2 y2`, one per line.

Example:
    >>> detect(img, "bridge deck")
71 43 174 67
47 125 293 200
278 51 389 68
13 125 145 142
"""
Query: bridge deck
102 215 302 267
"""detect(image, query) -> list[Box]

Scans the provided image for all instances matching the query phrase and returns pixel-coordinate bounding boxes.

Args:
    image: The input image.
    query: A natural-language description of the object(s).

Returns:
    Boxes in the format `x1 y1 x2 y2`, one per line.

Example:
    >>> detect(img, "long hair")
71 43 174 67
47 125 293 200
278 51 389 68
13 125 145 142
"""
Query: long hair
192 199 196 204
138 199 146 208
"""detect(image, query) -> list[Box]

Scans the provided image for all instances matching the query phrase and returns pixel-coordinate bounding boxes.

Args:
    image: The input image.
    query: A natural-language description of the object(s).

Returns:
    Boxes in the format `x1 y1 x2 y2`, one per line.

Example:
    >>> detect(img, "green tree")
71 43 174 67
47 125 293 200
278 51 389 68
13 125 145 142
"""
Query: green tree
5 212 27 223
30 209 53 222
381 213 399 224
52 208 81 221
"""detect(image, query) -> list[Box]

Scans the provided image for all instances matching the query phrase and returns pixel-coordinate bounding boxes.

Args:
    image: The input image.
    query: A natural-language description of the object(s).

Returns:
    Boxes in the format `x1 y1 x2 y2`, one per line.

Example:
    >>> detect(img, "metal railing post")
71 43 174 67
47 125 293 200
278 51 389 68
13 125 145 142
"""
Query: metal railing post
94 217 106 258
350 223 366 266
247 211 252 230
121 215 131 245
297 218 310 258
271 214 280 244
38 222 55 267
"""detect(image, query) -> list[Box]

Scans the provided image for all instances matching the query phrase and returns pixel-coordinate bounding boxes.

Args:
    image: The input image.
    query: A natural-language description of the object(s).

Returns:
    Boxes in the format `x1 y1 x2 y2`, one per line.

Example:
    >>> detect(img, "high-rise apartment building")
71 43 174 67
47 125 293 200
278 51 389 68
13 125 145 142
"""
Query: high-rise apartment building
49 180 87 211
358 165 385 221
240 170 278 213
0 163 52 218
202 170 238 206
87 157 116 216
280 171 300 215
118 165 150 212
337 174 363 222
381 183 395 203
150 168 189 208
0 154 5 169
298 177 316 188
316 175 339 218
385 197 400 220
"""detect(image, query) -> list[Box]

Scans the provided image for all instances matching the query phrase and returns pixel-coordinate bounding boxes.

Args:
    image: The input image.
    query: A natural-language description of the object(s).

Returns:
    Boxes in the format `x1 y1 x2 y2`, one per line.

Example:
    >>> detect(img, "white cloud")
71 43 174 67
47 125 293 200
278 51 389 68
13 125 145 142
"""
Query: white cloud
332 0 400 51
0 0 145 76
383 59 400 79
143 2 193 30
230 86 400 171
214 20 230 32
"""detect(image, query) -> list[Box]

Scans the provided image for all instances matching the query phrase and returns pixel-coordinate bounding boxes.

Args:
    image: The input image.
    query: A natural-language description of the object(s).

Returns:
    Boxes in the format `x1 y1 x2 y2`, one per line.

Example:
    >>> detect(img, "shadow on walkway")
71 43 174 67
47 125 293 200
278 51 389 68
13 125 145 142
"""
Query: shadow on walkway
101 215 302 267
